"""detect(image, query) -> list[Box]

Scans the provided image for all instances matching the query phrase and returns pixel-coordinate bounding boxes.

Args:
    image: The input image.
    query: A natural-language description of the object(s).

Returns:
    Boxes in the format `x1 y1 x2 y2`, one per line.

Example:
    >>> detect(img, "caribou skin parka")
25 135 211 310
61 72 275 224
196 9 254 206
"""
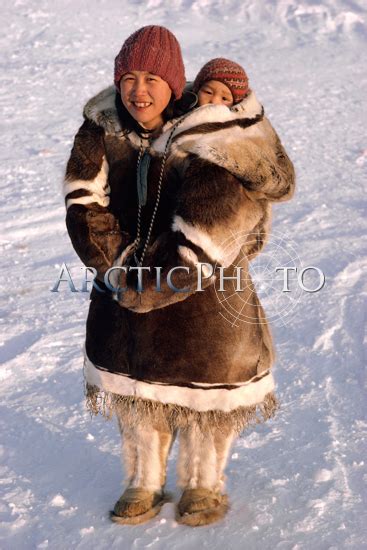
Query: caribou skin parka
63 85 295 433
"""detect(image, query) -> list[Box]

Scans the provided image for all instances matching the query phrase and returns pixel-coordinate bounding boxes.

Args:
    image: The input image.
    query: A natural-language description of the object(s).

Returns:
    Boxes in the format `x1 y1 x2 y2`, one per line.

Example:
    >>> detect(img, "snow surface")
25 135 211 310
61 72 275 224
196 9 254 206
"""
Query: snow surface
0 0 366 548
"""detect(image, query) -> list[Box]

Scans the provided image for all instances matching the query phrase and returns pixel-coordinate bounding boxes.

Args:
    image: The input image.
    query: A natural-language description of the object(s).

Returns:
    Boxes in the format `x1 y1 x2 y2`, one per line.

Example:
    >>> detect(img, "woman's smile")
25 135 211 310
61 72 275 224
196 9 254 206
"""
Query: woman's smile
131 101 152 109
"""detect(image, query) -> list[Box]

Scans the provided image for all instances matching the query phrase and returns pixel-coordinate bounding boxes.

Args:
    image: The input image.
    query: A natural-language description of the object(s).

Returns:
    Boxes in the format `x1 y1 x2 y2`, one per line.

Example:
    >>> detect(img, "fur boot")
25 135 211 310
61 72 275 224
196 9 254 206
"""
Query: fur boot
111 488 168 525
110 417 175 524
176 423 234 526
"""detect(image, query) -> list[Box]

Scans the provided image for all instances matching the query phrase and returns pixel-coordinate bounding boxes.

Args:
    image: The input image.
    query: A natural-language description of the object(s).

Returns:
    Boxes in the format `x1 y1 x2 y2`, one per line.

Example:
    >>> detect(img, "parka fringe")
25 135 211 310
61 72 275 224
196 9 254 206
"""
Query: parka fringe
85 383 279 435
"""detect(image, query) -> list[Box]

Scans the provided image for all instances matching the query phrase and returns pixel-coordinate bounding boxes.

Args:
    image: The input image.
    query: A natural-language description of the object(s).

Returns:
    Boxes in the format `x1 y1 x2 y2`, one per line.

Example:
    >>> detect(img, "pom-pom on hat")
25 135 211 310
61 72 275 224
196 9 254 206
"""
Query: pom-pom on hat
193 58 250 104
114 25 186 100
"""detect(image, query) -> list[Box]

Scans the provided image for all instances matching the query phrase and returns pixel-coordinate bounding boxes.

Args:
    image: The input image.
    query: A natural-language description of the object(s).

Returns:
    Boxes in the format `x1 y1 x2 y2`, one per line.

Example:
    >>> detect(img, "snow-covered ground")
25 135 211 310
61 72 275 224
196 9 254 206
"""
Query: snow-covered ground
1 1 366 548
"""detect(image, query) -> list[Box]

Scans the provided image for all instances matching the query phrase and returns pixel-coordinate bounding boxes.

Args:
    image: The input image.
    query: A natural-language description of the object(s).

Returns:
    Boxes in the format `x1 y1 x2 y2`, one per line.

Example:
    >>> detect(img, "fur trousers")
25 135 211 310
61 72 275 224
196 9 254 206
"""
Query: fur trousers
116 413 235 493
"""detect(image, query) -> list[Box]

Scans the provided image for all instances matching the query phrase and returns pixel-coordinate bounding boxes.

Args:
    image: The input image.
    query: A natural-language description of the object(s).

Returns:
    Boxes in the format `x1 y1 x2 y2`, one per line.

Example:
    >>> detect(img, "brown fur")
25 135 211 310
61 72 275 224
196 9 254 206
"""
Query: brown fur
111 488 168 525
190 128 295 201
76 138 277 383
176 489 229 526
65 120 105 181
85 261 275 386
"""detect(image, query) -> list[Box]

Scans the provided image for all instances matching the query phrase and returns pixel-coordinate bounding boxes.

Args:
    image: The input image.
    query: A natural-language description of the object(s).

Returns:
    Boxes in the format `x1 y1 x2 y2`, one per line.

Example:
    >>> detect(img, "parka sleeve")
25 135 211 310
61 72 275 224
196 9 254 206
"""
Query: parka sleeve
64 119 131 281
235 119 296 201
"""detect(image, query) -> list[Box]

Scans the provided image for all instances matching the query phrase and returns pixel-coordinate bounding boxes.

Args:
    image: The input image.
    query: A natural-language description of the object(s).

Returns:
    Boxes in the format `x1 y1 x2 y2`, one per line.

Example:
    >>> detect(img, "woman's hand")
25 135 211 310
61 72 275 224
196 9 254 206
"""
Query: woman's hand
112 232 215 313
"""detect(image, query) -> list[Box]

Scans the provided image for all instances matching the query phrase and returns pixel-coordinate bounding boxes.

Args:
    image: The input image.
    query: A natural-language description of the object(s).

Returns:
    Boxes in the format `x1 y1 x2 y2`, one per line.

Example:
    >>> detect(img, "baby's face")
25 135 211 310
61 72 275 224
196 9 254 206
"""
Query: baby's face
197 80 234 107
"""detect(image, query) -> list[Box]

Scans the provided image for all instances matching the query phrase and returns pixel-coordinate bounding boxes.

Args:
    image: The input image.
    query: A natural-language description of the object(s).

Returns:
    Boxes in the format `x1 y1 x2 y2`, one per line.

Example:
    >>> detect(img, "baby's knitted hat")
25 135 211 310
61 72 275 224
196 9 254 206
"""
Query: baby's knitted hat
193 58 250 104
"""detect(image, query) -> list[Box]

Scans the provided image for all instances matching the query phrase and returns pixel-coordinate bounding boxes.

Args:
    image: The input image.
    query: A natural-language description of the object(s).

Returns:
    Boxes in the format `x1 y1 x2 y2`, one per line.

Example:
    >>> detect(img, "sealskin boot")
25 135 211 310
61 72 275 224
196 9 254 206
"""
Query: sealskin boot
110 487 167 525
176 488 229 526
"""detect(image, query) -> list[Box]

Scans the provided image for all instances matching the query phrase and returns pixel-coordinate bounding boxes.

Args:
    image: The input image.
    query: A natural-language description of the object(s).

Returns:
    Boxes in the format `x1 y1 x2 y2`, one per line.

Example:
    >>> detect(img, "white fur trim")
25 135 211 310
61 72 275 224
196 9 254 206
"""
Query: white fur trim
177 123 264 159
173 216 222 264
178 245 199 266
152 91 263 153
178 246 213 277
113 242 137 267
84 353 275 413
66 194 110 209
64 156 110 209
84 86 115 121
83 86 123 135
173 215 239 268
230 89 263 118
109 242 137 300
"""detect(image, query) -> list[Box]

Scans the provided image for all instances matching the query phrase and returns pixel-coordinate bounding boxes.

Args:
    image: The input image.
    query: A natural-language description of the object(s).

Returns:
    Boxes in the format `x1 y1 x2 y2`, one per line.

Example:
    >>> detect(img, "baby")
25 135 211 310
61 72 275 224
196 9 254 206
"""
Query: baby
192 57 250 108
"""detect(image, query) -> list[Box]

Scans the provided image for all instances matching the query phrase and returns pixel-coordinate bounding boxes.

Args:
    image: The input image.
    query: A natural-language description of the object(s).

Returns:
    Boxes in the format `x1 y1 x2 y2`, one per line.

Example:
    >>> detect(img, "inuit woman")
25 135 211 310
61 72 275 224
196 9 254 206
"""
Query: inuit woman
64 25 295 526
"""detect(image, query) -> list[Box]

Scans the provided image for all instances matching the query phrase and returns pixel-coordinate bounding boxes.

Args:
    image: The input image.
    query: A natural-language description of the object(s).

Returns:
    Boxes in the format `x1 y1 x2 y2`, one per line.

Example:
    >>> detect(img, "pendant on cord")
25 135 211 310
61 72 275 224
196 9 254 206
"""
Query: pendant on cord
137 150 151 207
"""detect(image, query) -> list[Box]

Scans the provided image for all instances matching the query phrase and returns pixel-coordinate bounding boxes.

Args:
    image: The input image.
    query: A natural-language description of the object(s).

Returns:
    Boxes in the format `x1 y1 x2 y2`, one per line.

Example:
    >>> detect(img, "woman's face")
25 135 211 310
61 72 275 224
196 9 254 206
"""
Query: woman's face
197 80 234 107
119 71 172 130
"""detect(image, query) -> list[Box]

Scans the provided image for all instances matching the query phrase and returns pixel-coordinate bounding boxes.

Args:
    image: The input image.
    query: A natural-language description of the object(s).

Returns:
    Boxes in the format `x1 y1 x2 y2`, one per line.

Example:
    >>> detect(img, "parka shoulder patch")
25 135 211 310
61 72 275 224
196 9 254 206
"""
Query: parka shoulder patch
64 120 110 210
65 120 105 182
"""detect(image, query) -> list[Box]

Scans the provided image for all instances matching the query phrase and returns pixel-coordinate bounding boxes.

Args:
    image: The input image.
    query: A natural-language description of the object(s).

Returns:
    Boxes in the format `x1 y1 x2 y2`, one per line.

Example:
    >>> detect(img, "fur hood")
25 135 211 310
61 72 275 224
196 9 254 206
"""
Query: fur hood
82 85 274 186
83 84 264 140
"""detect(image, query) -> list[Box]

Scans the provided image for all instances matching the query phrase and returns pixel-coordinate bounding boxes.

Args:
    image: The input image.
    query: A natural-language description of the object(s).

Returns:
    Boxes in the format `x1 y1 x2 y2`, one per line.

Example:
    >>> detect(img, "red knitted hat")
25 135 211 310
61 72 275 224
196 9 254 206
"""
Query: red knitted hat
193 58 250 104
114 25 186 99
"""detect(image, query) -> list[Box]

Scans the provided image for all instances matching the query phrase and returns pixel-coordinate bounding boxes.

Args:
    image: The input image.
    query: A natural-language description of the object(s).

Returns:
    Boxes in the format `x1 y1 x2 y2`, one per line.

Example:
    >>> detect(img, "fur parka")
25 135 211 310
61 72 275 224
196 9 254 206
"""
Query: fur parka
63 85 295 432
